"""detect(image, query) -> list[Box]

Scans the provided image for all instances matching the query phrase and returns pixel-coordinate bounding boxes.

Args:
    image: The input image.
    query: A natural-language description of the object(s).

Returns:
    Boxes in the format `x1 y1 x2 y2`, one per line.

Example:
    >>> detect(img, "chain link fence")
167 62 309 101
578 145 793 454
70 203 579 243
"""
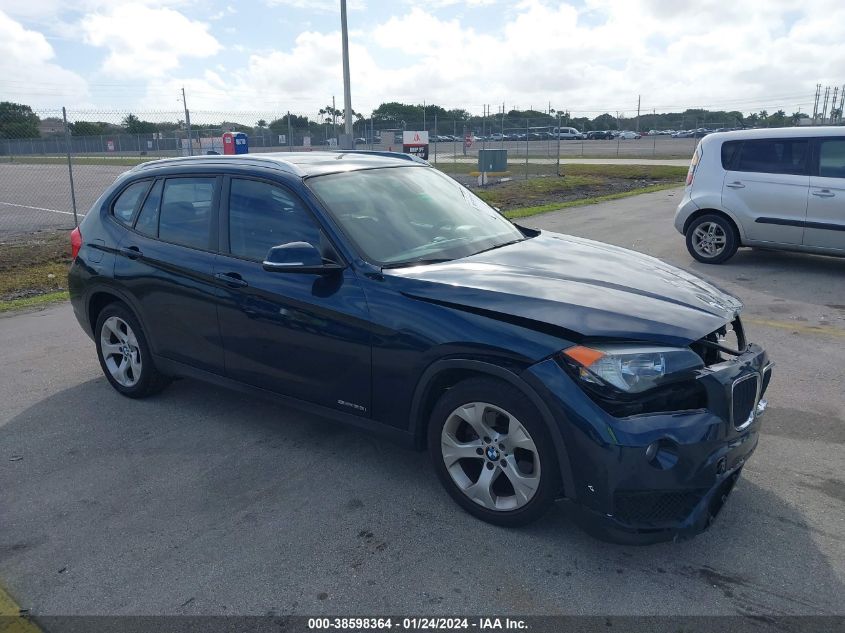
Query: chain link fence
0 107 709 240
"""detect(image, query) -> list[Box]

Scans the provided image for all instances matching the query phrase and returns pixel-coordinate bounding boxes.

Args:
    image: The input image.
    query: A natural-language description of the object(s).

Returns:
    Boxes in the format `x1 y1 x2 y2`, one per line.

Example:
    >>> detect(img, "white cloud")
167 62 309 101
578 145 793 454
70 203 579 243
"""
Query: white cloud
0 10 88 108
80 3 221 78
10 0 845 120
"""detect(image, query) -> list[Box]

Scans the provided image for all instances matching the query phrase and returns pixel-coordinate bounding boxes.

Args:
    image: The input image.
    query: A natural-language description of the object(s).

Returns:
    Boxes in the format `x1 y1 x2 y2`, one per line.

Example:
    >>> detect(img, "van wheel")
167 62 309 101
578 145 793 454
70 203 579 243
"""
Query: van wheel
95 303 170 398
686 214 739 264
428 377 560 527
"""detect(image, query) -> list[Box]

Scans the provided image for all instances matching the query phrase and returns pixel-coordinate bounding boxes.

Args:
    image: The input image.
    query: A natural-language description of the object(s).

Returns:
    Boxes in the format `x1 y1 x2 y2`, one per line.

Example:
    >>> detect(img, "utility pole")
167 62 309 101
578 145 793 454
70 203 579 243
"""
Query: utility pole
636 95 641 133
340 0 353 149
182 87 193 156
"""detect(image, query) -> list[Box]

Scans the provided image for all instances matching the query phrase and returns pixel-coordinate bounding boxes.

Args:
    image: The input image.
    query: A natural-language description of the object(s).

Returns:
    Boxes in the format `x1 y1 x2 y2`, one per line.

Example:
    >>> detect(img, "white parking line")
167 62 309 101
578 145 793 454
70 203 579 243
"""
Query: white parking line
0 201 84 217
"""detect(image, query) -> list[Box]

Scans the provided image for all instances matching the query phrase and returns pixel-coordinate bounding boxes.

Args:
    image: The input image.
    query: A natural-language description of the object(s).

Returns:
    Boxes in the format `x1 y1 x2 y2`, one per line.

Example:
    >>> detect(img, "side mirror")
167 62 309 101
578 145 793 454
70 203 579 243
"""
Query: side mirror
263 241 344 274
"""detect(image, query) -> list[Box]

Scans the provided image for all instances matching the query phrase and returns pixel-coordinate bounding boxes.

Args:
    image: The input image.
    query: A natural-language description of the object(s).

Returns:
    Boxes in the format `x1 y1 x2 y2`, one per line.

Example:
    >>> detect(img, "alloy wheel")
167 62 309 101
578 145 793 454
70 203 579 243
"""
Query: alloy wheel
692 221 727 258
440 402 541 511
100 316 142 387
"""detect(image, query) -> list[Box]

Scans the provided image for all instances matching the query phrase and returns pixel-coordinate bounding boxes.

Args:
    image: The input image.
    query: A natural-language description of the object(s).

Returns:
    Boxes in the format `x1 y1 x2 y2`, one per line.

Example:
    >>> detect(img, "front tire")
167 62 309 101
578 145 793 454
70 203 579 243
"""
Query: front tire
685 213 739 264
428 377 560 527
95 303 170 398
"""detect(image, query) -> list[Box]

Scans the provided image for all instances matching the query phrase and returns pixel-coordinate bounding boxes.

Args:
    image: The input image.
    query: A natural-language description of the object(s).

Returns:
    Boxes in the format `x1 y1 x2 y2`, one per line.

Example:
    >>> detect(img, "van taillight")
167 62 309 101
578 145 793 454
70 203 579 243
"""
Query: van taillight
70 227 82 260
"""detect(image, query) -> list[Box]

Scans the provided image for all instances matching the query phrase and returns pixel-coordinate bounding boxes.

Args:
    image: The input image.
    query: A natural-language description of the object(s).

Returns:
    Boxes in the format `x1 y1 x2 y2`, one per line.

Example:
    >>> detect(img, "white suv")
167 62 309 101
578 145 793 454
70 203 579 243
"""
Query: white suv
674 127 845 264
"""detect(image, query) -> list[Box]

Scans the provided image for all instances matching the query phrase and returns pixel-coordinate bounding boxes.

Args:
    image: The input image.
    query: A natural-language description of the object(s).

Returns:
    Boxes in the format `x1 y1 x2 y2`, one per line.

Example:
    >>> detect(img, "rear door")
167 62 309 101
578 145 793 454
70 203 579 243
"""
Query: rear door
721 138 810 245
213 176 372 414
804 137 845 251
114 175 224 374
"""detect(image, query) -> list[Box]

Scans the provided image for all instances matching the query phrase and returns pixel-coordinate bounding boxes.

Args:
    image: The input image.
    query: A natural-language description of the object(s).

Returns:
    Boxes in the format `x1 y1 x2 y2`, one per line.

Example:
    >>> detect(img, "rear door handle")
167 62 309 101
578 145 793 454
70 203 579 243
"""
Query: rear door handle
214 272 248 288
726 181 745 189
812 189 835 198
118 246 142 259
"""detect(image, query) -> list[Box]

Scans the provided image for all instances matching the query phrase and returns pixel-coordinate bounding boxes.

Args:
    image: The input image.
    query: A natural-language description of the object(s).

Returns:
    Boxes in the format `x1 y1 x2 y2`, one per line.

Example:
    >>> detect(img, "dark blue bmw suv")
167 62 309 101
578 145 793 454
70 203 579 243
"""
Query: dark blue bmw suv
68 151 772 543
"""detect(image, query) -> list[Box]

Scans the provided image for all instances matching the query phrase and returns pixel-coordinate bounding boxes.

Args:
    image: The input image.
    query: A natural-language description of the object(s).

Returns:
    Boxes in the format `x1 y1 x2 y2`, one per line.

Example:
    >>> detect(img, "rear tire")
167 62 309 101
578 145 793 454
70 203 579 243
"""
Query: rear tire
428 377 561 527
685 213 739 264
95 303 170 398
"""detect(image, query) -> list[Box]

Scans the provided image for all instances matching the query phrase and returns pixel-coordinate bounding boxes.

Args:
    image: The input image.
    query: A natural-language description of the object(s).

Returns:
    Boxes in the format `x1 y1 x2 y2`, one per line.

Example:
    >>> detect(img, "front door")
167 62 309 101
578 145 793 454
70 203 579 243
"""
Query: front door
721 138 810 245
804 137 845 251
213 176 372 415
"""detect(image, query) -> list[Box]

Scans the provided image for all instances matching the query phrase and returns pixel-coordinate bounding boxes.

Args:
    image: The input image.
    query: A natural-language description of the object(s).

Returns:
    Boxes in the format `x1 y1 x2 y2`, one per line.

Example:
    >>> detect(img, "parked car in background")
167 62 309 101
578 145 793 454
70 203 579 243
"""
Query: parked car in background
675 127 845 263
618 131 642 139
586 130 613 140
67 150 771 543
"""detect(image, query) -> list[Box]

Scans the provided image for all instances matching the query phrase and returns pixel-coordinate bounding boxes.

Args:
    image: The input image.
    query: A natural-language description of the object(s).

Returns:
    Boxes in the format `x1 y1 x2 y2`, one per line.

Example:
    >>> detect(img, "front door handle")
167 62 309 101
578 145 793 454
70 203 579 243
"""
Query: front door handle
214 272 248 288
726 181 745 189
812 189 835 198
118 246 142 259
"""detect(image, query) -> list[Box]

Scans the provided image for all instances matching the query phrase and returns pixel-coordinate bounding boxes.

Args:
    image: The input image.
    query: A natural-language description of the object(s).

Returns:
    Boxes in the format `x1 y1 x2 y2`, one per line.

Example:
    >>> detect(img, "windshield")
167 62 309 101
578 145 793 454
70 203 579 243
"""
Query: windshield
306 166 525 266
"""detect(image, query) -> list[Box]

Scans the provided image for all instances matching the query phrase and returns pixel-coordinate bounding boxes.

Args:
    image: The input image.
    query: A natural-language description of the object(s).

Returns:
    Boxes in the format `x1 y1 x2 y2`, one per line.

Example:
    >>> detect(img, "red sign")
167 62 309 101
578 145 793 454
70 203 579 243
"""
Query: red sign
464 134 473 149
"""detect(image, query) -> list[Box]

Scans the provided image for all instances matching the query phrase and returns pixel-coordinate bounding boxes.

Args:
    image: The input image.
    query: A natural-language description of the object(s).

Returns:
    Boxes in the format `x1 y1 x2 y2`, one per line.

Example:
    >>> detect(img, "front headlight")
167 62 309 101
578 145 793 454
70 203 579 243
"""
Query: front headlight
561 344 704 394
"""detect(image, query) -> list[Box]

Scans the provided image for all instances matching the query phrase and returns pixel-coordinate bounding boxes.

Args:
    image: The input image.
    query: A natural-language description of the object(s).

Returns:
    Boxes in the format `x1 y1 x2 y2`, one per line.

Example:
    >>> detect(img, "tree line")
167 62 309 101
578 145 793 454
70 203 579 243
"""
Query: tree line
0 100 832 141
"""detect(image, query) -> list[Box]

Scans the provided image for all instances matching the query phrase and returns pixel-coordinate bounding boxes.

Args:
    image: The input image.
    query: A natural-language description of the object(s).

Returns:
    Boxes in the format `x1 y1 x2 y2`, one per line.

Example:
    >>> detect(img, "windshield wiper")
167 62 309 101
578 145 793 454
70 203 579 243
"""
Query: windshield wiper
470 238 525 256
381 257 454 269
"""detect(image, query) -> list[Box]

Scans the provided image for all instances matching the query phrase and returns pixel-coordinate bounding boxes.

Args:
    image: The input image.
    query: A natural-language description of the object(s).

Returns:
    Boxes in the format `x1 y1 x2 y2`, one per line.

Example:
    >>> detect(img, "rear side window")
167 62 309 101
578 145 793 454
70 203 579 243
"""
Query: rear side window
112 181 151 225
228 178 322 261
134 179 163 236
733 139 809 176
721 141 741 169
158 178 216 250
818 139 845 178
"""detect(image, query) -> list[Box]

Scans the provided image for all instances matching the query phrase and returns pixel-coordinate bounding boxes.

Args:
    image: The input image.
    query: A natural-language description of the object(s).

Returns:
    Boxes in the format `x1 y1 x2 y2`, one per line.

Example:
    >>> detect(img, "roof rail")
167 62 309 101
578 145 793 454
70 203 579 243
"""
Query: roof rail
130 154 306 177
327 150 430 165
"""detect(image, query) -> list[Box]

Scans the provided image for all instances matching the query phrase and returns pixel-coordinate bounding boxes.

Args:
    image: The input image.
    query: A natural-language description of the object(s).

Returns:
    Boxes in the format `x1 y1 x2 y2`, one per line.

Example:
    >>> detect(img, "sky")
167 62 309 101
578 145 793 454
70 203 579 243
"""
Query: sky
1 0 844 124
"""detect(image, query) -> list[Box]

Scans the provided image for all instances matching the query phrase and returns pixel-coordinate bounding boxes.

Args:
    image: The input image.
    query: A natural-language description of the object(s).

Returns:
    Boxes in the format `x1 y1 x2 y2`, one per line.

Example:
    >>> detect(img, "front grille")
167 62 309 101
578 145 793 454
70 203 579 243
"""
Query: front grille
613 489 706 525
732 373 760 429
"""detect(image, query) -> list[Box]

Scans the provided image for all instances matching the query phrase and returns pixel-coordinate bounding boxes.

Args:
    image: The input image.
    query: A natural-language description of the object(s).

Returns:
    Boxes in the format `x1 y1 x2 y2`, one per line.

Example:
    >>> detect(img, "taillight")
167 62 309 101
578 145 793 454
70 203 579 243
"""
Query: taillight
686 148 701 186
70 226 82 260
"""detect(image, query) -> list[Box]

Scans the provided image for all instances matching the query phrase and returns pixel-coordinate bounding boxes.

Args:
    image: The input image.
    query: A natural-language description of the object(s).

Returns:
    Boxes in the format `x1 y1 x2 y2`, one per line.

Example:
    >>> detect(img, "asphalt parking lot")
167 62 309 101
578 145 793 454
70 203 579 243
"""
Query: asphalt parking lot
0 189 843 620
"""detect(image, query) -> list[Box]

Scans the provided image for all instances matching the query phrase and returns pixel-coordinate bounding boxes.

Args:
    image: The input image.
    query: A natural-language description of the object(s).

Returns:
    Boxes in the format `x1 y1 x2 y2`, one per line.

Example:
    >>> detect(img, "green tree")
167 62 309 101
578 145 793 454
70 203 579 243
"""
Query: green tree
0 102 40 139
256 119 267 129
70 121 107 136
122 113 157 134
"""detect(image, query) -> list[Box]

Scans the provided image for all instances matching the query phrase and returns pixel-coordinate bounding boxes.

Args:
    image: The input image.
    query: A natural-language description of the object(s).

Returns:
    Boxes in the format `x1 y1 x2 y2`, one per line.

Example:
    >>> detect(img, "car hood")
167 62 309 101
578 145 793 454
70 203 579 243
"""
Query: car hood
385 232 742 346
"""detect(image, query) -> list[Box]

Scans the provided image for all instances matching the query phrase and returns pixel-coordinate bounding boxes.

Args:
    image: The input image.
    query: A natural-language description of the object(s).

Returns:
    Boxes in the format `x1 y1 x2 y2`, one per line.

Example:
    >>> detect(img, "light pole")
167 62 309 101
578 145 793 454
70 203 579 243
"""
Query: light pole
340 0 353 149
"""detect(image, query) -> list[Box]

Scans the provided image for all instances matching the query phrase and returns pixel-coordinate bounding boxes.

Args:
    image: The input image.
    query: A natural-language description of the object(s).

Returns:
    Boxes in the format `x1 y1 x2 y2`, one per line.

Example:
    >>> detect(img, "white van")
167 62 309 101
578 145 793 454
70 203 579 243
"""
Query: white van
553 127 584 140
674 126 845 263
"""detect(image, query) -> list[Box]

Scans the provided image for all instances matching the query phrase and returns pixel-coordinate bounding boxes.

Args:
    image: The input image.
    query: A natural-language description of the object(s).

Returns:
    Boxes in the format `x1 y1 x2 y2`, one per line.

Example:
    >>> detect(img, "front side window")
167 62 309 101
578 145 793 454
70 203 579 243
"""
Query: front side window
228 179 322 261
112 180 151 225
818 139 845 178
734 139 809 176
158 178 215 250
307 166 524 266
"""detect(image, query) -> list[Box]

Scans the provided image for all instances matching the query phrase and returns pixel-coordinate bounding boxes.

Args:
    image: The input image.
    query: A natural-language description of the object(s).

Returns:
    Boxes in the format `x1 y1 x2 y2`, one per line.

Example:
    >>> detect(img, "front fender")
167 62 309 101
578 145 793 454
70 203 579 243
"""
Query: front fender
409 358 576 500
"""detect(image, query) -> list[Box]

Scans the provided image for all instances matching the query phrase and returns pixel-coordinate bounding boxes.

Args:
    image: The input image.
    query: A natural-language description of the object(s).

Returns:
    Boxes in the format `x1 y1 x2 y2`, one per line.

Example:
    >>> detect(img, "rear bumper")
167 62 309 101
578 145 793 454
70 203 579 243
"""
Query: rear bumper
524 343 771 543
673 190 698 234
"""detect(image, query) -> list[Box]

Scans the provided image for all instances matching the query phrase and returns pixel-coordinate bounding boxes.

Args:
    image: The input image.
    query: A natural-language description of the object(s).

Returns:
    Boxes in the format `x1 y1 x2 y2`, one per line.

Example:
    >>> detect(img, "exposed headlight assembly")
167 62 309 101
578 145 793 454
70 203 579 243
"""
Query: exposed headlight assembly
562 344 704 395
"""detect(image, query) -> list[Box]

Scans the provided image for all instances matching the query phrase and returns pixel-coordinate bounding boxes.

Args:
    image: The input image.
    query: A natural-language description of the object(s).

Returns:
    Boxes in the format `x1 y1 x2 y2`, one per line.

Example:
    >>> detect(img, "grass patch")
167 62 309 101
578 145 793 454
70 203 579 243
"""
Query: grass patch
0 290 69 313
0 231 71 304
503 183 681 219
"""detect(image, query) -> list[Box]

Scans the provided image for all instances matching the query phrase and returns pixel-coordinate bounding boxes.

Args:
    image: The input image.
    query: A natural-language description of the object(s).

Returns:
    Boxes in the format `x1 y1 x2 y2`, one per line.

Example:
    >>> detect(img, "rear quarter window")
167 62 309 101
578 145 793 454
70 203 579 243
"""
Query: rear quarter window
721 141 741 170
111 180 151 225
